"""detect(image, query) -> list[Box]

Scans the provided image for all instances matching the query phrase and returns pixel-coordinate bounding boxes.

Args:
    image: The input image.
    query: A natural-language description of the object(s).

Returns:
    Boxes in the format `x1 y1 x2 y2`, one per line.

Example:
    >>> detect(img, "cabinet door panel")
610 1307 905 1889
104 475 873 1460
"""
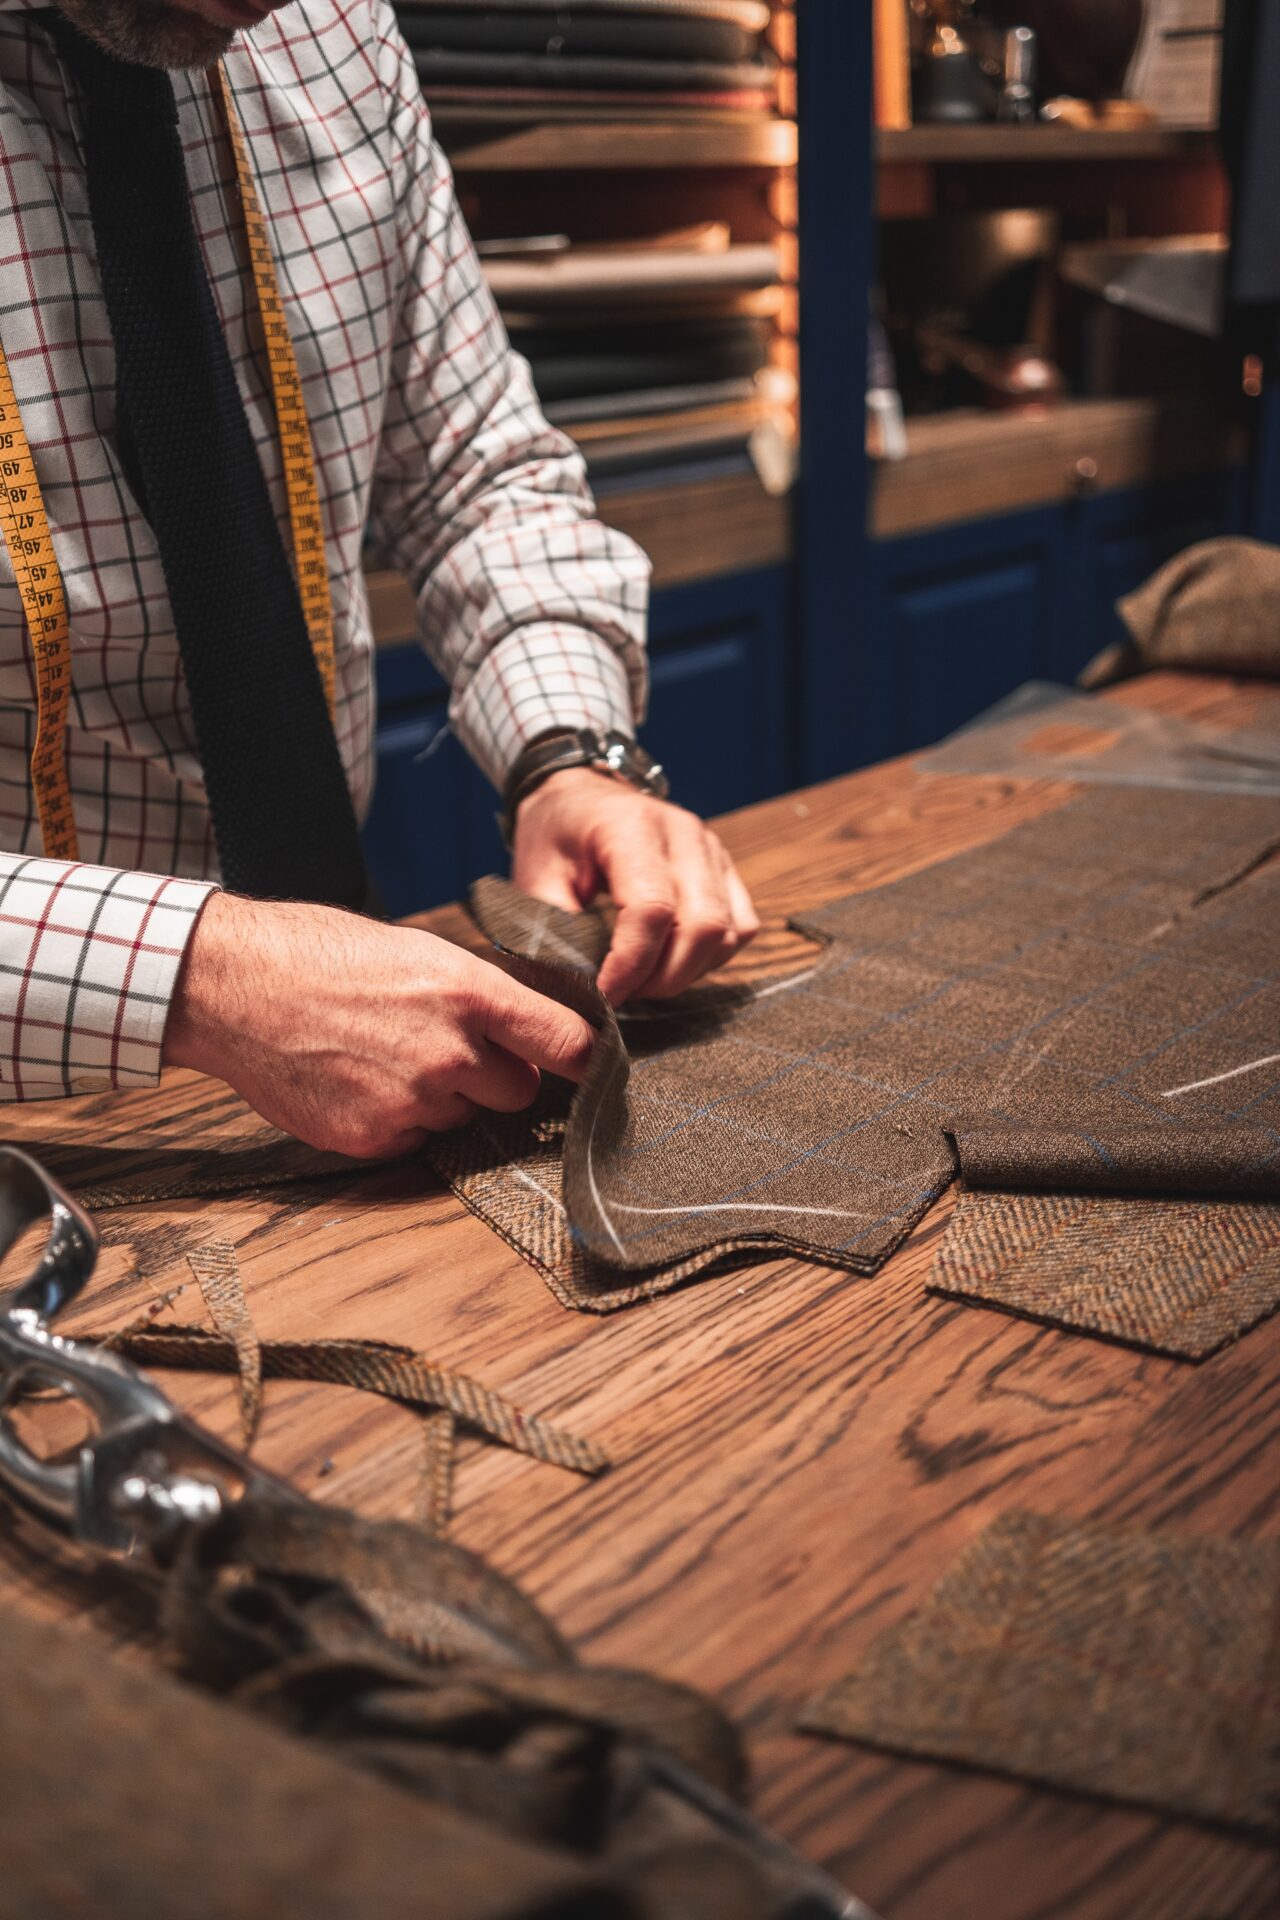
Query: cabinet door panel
645 566 790 817
872 512 1063 758
1062 471 1249 683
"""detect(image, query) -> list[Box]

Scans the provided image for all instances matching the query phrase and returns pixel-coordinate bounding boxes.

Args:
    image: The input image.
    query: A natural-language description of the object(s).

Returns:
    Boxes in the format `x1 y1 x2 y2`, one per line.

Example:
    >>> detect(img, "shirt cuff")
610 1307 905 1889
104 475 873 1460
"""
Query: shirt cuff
0 856 217 1101
449 623 644 791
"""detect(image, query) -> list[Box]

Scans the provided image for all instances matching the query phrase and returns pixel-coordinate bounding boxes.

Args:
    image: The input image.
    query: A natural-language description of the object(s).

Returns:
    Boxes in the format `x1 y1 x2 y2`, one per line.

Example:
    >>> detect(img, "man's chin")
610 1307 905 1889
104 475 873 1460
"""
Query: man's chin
49 0 237 69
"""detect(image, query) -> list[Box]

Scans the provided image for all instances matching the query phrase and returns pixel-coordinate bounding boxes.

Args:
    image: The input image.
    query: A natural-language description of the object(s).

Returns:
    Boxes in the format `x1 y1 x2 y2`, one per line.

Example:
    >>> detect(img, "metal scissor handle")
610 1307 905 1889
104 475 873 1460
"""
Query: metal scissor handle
0 1145 281 1558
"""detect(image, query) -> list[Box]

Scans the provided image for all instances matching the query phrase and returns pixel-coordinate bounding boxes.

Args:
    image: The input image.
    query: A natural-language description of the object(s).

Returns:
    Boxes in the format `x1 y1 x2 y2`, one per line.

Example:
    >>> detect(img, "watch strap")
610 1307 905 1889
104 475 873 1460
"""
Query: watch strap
500 727 669 847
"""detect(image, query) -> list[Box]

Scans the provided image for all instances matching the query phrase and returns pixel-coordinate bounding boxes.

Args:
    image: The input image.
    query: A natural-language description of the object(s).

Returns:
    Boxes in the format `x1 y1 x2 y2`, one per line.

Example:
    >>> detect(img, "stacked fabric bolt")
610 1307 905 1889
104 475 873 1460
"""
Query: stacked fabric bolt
477 223 789 477
394 1 777 115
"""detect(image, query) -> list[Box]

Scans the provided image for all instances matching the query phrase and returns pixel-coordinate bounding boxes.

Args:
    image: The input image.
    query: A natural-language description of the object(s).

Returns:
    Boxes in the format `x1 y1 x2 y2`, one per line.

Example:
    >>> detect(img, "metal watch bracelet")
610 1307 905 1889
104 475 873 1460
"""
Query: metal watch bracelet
499 728 669 848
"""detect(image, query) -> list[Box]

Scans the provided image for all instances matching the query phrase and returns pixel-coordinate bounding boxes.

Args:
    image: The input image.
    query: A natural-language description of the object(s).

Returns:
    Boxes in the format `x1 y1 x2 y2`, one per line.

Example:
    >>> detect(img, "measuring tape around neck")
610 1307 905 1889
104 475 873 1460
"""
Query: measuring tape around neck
0 63 336 864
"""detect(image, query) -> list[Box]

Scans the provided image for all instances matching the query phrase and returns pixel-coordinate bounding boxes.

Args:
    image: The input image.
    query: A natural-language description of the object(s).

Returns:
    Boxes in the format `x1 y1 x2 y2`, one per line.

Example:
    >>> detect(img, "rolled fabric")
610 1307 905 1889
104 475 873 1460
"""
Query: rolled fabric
949 1122 1280 1198
1080 537 1280 687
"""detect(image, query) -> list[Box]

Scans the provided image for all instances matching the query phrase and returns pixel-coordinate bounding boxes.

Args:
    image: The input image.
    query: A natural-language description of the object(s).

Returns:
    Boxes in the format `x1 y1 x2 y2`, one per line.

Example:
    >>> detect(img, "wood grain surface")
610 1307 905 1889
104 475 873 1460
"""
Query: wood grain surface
4 671 1279 1920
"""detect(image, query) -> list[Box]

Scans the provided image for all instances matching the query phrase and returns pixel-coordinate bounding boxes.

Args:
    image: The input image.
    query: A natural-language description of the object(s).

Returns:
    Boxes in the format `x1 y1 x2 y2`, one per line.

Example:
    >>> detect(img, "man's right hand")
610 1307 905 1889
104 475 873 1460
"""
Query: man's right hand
163 893 596 1158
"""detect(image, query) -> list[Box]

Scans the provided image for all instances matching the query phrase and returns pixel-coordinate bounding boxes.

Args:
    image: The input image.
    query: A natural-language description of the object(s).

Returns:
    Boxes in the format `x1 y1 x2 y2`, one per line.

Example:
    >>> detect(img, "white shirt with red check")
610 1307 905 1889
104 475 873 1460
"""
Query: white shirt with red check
0 0 649 1099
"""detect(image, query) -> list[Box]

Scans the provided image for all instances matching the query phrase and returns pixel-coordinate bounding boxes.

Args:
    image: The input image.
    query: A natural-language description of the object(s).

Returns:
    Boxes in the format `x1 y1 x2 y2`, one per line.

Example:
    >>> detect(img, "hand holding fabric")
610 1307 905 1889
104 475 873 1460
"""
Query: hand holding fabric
164 895 595 1157
510 769 759 1003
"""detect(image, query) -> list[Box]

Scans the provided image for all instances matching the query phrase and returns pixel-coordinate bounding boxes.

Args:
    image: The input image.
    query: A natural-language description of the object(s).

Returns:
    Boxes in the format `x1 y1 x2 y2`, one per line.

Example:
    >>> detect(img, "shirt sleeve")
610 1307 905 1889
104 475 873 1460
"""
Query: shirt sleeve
364 7 651 792
0 854 215 1102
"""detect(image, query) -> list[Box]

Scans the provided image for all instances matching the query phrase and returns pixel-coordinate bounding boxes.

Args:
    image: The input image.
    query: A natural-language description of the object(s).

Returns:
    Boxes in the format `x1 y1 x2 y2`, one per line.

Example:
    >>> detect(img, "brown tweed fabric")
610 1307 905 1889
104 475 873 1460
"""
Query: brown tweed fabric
929 1189 1280 1360
1080 536 1280 688
108 1323 611 1482
186 1238 263 1445
949 1121 1280 1196
438 788 1280 1309
802 1510 1280 1839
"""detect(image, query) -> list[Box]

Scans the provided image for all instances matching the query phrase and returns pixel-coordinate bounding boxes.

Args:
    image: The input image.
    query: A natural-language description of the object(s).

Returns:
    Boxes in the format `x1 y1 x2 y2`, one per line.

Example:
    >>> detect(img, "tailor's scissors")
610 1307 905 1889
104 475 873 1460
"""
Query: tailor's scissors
0 1144 293 1559
0 1144 878 1920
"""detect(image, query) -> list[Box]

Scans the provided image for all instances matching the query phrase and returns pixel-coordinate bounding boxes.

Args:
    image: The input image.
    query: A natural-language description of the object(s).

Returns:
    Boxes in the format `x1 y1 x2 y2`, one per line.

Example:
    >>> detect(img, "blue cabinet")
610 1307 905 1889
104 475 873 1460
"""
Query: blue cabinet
866 507 1066 762
362 563 793 918
817 464 1251 775
1059 471 1249 683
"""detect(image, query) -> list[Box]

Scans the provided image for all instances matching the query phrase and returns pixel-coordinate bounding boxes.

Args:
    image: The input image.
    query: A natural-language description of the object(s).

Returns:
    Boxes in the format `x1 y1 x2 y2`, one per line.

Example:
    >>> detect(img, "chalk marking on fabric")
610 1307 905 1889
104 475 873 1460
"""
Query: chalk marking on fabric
743 965 819 1003
1160 1052 1280 1099
479 1122 568 1218
616 967 820 1025
507 1160 567 1218
609 1197 878 1225
584 1103 628 1258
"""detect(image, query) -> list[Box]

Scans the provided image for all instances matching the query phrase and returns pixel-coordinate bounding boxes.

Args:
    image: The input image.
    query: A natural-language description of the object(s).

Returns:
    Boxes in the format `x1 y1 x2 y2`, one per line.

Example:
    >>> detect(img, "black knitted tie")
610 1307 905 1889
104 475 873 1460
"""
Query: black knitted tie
50 20 369 908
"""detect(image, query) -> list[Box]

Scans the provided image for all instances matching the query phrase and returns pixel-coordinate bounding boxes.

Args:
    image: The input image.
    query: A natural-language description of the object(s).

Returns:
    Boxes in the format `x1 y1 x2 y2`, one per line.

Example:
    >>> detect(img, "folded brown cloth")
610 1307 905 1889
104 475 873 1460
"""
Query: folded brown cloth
0 1486 832 1920
929 1188 1280 1359
949 1122 1280 1196
802 1511 1280 1839
432 787 1280 1309
1080 537 1280 687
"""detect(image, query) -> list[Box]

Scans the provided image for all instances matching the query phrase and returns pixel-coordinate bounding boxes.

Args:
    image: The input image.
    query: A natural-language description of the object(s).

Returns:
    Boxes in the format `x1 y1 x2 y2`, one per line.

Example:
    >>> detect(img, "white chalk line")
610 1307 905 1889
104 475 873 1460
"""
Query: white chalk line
507 1161 567 1217
610 1197 876 1224
617 966 819 1024
1160 1052 1280 1099
584 1102 627 1257
581 960 830 1251
481 1121 567 1218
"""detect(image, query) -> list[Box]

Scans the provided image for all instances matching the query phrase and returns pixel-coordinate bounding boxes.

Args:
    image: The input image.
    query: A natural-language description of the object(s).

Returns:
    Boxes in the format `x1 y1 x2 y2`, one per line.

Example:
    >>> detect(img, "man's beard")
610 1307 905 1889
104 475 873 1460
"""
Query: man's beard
49 0 237 69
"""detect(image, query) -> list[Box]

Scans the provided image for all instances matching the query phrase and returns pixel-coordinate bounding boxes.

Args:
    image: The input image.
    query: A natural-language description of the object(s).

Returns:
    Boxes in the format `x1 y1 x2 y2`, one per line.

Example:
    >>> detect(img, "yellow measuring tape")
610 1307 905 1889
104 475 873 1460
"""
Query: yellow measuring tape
0 64 336 863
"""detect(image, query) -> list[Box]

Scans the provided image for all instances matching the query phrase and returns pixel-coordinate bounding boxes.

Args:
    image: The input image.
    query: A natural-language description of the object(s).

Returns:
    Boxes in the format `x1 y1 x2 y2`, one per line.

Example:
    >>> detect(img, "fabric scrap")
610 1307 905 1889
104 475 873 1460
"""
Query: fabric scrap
802 1510 1280 1839
186 1239 263 1445
107 1324 610 1484
929 1188 1280 1360
1080 536 1280 688
429 787 1280 1309
950 1122 1280 1197
417 1409 458 1534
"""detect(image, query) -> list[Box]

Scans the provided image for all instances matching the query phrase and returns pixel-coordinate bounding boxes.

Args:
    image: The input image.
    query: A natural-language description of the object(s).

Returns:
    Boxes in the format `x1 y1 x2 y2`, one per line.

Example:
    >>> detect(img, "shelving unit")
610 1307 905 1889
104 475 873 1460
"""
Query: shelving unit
878 126 1216 164
438 114 797 173
797 0 1256 789
871 395 1247 539
362 4 799 915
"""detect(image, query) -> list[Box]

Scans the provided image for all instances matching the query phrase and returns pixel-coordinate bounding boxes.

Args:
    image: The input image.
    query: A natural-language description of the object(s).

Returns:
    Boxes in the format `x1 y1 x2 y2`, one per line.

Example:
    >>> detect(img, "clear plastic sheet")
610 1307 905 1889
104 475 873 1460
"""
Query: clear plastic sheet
920 681 1280 796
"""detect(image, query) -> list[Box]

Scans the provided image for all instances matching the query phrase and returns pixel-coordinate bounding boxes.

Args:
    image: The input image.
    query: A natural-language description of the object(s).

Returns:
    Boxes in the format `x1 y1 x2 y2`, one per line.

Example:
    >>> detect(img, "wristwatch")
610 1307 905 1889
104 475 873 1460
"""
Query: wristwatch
500 727 670 848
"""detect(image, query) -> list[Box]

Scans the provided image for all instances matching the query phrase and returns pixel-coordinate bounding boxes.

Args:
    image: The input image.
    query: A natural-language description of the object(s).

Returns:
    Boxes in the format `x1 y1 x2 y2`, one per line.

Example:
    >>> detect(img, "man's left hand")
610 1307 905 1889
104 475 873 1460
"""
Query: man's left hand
511 769 759 1005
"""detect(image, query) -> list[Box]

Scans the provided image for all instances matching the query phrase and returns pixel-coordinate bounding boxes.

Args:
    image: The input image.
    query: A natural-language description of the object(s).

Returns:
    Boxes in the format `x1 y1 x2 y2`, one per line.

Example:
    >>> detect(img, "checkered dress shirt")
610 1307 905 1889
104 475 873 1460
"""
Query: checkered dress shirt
0 0 649 1101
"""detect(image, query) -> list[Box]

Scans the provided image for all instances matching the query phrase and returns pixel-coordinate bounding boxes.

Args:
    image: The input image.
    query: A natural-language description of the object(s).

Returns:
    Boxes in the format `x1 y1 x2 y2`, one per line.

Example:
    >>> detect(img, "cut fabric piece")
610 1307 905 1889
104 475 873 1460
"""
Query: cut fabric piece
94 1237 608 1522
483 243 781 305
186 1238 263 1446
412 50 775 90
109 1323 610 1484
929 1189 1280 1360
949 1121 1280 1196
394 0 772 22
396 11 761 61
801 1511 1280 1840
439 787 1280 1309
425 83 776 107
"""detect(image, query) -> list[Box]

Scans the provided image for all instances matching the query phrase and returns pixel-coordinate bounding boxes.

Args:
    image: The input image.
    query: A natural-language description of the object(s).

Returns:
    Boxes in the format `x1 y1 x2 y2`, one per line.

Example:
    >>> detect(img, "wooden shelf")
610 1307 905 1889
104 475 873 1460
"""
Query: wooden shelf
871 395 1247 541
878 126 1216 165
437 115 797 173
367 468 791 648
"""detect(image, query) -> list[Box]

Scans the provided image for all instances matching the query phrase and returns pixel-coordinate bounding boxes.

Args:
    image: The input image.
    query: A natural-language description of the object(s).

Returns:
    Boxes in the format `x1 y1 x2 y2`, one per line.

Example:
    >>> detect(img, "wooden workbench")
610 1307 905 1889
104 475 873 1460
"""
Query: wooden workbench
4 671 1278 1920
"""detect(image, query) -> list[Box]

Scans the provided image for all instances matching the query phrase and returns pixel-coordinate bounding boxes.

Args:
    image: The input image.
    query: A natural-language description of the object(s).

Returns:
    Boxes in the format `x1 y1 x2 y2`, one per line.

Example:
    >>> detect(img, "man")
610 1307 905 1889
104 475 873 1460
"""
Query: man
0 0 758 1154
